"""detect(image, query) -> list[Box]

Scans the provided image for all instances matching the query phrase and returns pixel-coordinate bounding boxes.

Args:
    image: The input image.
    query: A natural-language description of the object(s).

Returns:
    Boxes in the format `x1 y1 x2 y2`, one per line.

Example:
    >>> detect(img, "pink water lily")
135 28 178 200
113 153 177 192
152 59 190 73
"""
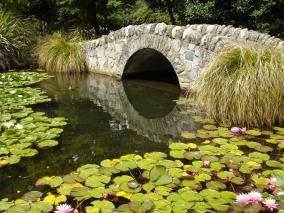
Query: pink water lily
263 199 278 211
230 127 246 135
54 204 73 213
203 160 211 168
268 177 277 189
236 191 262 204
236 193 251 204
247 191 262 203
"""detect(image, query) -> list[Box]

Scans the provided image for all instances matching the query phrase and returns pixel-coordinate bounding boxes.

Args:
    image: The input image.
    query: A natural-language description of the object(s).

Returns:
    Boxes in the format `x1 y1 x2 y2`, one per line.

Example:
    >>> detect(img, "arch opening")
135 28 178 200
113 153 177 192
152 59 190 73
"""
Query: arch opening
122 48 180 86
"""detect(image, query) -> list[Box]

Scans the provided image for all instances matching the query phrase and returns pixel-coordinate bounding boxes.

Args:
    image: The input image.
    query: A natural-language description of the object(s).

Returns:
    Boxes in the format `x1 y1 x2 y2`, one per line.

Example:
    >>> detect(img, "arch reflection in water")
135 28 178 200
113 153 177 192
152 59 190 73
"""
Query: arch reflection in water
87 73 197 142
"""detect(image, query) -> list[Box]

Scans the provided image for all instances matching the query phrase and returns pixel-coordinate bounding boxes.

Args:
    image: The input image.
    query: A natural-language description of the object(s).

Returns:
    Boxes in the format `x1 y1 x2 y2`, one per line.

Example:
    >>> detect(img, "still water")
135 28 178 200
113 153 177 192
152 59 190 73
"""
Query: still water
0 73 199 199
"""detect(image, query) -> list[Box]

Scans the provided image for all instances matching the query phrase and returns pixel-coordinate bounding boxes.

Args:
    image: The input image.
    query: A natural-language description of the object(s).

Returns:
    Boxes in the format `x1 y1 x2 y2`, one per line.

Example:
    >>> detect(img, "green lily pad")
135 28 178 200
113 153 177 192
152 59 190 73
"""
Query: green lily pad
21 191 43 202
181 132 196 139
70 186 92 201
37 140 58 149
169 143 188 150
85 175 111 188
149 165 172 186
246 129 262 136
86 200 115 213
266 160 283 168
206 181 227 190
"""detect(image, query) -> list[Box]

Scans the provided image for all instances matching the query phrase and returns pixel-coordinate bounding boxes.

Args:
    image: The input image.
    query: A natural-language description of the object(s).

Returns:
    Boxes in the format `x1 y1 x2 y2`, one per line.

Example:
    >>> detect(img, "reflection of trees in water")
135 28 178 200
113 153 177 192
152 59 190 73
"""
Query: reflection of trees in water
39 73 90 102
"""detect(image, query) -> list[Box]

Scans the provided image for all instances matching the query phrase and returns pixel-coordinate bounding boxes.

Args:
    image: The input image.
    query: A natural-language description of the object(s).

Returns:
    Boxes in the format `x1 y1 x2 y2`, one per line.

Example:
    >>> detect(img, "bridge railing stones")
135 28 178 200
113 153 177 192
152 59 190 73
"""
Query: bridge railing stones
82 23 283 89
83 23 283 50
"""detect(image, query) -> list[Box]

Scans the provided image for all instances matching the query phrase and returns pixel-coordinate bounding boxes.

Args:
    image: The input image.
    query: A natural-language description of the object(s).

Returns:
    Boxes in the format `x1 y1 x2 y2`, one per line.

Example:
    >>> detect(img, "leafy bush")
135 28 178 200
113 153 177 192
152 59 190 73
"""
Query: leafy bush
36 32 86 73
0 11 38 69
193 43 284 127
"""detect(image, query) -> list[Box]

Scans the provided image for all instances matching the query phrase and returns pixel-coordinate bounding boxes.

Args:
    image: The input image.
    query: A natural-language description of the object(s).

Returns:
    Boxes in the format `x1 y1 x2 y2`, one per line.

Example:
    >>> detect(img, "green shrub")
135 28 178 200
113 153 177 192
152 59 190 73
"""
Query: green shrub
0 11 38 67
193 43 284 127
36 32 86 73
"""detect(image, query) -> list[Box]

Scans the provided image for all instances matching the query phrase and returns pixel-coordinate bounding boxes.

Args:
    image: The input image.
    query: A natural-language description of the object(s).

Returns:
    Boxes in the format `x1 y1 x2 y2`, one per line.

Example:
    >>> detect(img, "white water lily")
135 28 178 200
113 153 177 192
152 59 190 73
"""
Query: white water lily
15 124 23 129
3 121 14 128
10 90 16 94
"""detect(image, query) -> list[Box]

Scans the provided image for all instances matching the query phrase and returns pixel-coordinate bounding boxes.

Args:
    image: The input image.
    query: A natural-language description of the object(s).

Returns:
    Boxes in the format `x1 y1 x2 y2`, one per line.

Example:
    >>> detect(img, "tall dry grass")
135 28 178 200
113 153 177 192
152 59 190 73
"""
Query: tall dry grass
193 42 284 127
36 32 86 73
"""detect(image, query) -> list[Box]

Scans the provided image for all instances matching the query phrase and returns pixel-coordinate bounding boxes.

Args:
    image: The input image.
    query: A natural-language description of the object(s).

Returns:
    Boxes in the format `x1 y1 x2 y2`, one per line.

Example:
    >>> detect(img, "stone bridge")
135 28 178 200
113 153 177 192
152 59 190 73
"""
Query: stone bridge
82 23 284 89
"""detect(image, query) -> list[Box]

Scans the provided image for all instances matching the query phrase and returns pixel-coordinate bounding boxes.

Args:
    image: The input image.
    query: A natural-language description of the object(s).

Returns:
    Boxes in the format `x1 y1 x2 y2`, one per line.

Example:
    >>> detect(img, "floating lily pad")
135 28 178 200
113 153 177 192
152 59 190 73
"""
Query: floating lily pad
149 165 172 186
180 132 196 139
246 129 262 136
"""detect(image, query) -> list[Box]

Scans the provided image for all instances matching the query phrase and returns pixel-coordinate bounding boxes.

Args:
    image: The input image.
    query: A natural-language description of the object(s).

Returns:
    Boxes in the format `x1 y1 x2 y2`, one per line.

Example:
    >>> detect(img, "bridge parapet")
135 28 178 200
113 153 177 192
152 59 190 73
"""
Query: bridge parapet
82 23 283 88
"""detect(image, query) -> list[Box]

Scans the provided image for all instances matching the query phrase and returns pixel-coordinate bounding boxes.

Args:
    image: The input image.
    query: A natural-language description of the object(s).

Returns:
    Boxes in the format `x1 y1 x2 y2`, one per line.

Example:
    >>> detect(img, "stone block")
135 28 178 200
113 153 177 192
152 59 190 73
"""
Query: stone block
184 51 194 61
171 26 184 39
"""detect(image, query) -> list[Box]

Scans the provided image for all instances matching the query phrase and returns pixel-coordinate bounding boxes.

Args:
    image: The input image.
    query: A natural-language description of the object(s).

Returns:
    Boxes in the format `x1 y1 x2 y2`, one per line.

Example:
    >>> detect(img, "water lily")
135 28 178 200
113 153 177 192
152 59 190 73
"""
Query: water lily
277 191 284 196
54 204 73 213
203 160 211 168
3 121 14 128
247 191 262 203
236 193 251 204
263 199 278 211
230 127 246 135
268 177 277 189
15 124 23 129
236 191 262 204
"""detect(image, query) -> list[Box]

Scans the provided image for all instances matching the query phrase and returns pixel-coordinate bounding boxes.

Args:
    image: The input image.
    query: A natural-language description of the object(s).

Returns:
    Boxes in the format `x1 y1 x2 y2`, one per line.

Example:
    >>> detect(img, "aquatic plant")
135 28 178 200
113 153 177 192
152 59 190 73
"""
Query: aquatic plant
268 177 277 189
0 72 67 168
36 32 86 73
262 198 278 211
193 43 284 127
1 116 283 212
54 204 73 213
230 127 246 135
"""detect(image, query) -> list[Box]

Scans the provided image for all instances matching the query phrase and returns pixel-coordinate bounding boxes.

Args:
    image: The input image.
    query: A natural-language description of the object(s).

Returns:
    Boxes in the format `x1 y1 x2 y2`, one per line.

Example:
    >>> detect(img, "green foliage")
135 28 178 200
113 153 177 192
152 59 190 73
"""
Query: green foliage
193 42 284 127
131 0 172 24
1 0 283 37
36 32 86 73
0 11 38 68
185 0 215 23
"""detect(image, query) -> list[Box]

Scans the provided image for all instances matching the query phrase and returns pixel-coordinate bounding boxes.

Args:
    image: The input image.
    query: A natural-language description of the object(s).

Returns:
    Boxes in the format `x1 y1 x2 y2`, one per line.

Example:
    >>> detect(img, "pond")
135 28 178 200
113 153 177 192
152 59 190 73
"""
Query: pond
0 72 199 200
0 71 283 213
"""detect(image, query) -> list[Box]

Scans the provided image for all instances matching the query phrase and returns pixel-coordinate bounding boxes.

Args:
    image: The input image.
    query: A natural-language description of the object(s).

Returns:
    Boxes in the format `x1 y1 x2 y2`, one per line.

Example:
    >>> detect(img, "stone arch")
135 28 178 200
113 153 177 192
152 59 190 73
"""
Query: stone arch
114 34 188 86
122 48 180 85
83 23 284 89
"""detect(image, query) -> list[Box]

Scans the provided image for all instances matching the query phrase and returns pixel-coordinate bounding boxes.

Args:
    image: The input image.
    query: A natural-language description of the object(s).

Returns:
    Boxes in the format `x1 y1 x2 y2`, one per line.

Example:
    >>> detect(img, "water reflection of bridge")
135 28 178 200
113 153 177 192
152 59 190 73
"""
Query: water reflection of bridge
87 74 197 142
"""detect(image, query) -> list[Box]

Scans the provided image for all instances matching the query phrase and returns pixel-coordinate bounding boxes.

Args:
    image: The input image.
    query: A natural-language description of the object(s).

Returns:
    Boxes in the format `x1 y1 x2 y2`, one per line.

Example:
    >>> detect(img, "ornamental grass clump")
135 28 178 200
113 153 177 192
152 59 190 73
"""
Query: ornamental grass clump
36 32 86 73
193 43 284 127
